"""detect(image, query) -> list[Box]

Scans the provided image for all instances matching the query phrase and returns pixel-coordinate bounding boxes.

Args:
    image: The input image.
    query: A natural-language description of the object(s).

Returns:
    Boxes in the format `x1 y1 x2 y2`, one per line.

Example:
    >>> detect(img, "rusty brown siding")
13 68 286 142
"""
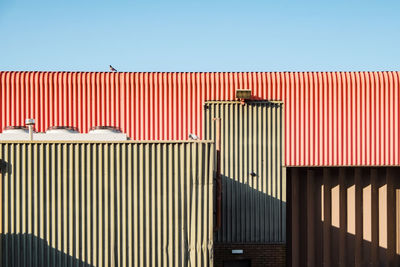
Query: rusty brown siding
288 167 400 267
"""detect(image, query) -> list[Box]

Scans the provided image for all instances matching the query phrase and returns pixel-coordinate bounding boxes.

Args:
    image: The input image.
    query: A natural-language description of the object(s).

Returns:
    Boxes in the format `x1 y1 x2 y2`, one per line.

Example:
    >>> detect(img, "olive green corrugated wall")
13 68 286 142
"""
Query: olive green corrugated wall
204 101 286 243
0 141 214 267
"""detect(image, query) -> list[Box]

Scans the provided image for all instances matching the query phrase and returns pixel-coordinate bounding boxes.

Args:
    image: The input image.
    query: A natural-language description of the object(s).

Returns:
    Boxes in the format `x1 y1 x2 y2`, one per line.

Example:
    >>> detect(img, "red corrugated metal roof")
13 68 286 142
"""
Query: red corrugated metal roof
1 71 399 166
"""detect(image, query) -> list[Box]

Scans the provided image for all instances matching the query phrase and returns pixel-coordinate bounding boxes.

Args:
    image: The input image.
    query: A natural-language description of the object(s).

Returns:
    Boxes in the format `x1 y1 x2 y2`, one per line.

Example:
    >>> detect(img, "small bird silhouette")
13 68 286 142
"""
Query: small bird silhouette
188 133 199 140
109 65 117 72
249 171 257 177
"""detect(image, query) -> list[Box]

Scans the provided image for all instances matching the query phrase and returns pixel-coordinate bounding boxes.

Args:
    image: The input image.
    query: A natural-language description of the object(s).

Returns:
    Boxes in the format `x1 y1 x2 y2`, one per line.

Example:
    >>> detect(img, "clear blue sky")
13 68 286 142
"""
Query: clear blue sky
0 0 399 72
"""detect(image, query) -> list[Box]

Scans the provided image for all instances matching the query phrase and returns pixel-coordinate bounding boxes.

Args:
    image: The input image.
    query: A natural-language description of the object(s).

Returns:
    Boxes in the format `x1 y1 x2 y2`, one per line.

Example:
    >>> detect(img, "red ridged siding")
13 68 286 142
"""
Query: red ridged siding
1 71 399 166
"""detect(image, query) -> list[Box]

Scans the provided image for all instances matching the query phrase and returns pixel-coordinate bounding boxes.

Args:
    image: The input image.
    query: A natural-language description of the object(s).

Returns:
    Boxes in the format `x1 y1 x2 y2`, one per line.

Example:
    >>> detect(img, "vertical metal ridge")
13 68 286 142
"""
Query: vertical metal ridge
0 142 213 267
205 102 285 243
2 71 399 166
290 167 400 266
0 142 3 266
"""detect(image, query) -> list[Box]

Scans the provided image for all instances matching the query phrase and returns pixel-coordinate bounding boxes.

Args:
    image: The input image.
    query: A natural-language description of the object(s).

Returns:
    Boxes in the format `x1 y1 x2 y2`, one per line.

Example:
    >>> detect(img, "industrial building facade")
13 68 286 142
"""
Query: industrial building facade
1 71 400 266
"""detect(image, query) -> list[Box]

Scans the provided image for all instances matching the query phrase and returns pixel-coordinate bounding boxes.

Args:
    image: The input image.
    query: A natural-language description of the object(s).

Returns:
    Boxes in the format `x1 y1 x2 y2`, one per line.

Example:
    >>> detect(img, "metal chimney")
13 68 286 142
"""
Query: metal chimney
25 118 35 141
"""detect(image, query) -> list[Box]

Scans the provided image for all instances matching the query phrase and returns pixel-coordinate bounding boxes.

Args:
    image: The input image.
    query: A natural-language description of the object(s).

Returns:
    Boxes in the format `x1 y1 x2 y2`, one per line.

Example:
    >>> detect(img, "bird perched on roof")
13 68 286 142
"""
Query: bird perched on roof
109 65 117 72
188 133 199 140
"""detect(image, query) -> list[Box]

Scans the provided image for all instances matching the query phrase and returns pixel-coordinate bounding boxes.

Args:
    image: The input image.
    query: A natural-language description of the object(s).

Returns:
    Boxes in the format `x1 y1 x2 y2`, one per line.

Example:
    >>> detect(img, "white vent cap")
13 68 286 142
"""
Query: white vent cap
89 126 122 134
25 118 35 125
46 126 79 134
3 126 30 134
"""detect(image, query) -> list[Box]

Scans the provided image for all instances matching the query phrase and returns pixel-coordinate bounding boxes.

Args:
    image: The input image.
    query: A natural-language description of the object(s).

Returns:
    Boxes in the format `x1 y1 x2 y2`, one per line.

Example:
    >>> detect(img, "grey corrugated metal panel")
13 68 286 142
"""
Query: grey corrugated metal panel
289 167 400 267
0 142 214 267
204 102 285 244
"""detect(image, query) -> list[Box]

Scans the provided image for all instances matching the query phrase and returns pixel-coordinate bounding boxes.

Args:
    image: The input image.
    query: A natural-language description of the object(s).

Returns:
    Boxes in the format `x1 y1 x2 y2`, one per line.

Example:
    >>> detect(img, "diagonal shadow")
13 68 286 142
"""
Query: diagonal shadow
1 233 94 267
215 174 286 244
214 175 287 267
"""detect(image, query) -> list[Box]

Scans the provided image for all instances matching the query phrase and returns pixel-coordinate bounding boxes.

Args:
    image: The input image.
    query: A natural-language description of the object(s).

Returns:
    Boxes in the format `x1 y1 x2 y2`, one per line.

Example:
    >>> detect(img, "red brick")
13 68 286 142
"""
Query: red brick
214 243 286 267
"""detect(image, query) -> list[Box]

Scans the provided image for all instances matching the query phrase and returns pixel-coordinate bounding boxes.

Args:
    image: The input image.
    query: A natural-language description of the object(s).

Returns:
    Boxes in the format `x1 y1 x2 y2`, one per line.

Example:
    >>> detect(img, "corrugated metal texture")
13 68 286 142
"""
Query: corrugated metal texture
1 71 400 166
288 167 400 267
0 141 214 267
204 101 285 243
0 72 265 140
286 72 400 167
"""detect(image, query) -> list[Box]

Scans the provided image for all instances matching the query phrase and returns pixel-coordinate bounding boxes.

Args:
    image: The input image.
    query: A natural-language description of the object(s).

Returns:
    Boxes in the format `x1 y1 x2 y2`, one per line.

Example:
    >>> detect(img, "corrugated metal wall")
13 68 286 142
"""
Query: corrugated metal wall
204 101 285 243
288 167 400 267
0 141 214 267
1 71 400 166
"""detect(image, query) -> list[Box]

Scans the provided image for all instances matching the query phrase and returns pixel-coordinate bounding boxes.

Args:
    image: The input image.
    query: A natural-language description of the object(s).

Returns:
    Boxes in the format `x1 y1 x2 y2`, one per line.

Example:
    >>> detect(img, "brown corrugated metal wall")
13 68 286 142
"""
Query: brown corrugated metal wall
288 167 400 267
0 141 214 267
204 101 285 243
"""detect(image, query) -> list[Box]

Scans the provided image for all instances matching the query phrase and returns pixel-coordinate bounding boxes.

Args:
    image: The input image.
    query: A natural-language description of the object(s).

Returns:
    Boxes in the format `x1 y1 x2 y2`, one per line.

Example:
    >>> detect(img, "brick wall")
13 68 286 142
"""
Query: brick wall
214 243 286 267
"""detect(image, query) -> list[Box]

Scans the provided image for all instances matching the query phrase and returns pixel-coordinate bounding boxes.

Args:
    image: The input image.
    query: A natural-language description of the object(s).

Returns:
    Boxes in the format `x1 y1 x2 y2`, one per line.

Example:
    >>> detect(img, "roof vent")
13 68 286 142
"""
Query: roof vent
236 89 252 99
34 126 80 140
1 125 128 141
46 126 79 134
86 126 127 141
89 126 122 134
3 126 30 134
0 126 31 140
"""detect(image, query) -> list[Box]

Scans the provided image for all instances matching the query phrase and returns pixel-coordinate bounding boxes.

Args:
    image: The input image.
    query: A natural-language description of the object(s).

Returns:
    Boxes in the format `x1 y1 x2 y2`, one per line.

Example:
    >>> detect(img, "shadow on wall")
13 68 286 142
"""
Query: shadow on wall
0 233 94 267
0 159 12 175
0 159 100 267
325 226 400 266
215 174 286 244
1 160 90 266
288 167 400 266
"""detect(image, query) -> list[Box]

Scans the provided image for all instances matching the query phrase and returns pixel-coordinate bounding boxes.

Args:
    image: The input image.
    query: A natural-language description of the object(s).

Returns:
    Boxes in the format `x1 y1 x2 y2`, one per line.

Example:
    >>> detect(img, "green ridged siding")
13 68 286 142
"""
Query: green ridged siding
204 102 285 243
0 141 214 267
